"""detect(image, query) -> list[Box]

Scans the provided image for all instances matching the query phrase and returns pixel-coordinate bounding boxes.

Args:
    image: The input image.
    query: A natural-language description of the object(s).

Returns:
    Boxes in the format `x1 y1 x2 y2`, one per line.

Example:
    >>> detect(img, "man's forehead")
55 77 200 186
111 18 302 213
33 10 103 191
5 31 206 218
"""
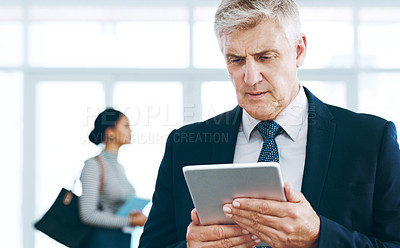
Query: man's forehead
220 22 286 55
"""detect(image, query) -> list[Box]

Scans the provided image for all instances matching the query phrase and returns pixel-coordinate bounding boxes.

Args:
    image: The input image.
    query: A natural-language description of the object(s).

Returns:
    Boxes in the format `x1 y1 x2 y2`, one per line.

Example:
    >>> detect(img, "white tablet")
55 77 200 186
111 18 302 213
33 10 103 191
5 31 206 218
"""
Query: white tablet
182 162 286 225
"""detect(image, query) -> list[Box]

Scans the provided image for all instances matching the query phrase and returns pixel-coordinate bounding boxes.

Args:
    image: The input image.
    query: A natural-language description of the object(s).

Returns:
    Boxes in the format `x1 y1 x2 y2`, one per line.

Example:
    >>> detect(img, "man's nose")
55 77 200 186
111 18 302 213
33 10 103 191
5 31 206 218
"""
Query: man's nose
243 61 263 86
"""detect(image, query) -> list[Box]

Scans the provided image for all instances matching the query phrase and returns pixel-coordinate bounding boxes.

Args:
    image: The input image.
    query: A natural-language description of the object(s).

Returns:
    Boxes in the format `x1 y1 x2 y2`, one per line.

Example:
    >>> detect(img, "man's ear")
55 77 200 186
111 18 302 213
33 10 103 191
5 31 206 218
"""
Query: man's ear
295 33 307 68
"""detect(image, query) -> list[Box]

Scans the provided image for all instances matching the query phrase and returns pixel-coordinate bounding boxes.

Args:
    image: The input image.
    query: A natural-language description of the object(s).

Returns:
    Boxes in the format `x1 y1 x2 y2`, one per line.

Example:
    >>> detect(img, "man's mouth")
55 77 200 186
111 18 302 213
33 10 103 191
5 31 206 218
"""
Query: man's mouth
247 91 268 97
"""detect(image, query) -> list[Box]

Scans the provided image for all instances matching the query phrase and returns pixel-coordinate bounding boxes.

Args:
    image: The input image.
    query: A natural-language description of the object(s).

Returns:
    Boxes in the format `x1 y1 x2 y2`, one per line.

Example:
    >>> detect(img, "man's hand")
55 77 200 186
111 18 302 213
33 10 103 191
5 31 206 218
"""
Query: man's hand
222 182 320 248
186 209 262 248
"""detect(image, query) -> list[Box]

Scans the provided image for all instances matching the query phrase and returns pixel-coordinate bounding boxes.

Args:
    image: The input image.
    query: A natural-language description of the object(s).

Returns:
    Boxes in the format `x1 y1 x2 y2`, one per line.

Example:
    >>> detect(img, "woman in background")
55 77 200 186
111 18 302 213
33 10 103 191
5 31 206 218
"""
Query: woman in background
79 108 147 248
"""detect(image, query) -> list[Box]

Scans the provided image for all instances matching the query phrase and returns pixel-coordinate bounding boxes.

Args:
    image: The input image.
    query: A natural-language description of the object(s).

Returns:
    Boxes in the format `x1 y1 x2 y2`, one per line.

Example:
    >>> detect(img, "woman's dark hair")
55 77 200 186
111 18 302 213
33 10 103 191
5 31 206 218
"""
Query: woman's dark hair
89 108 124 145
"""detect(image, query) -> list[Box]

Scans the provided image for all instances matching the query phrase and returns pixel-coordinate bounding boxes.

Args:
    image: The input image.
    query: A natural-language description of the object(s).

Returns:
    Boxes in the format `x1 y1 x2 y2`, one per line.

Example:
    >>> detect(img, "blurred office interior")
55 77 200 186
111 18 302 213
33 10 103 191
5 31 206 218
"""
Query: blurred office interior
0 0 399 247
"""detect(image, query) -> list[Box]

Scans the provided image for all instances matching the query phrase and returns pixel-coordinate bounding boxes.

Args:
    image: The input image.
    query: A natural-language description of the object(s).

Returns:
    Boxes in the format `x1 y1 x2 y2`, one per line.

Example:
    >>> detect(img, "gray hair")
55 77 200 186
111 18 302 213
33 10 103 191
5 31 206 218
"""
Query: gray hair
214 0 301 44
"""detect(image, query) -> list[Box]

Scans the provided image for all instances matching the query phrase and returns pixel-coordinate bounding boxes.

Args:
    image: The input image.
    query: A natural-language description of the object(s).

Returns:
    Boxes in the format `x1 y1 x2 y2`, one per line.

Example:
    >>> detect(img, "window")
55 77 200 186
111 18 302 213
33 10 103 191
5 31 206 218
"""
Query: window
359 8 400 68
0 71 23 248
301 81 347 108
359 73 400 126
193 6 226 68
35 81 104 248
0 6 23 66
201 81 237 120
29 7 189 68
300 7 354 69
113 82 183 198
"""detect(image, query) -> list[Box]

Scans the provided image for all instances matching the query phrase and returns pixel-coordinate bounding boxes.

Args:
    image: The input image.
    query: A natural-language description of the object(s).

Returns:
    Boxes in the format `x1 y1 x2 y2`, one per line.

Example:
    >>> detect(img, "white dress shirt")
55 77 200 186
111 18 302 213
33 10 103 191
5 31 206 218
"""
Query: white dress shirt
233 86 309 191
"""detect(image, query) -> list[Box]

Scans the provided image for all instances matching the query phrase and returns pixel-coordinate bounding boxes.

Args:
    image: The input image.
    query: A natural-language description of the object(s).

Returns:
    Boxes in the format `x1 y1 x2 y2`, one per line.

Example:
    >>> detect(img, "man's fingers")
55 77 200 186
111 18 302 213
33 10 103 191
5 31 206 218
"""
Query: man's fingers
223 206 281 235
284 182 303 203
221 186 321 248
225 199 287 218
191 209 200 225
187 223 249 241
213 235 262 248
224 183 304 218
186 221 261 248
187 227 261 248
206 225 249 241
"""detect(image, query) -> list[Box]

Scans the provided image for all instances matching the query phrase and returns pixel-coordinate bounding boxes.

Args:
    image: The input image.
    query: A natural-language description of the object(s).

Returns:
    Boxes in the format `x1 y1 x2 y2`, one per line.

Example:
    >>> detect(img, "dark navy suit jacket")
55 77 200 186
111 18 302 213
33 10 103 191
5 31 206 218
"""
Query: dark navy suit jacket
139 88 400 247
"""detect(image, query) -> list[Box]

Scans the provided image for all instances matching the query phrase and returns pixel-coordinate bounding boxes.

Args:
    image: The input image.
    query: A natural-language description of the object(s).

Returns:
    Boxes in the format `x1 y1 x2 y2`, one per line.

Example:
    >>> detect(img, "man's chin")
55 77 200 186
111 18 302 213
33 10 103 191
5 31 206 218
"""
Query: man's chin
241 105 280 121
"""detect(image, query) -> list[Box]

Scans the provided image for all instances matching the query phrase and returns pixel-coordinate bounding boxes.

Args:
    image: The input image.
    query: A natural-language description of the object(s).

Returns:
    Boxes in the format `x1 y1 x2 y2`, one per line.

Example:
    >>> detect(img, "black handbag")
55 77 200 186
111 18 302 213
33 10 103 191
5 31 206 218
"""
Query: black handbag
34 156 105 248
34 188 92 248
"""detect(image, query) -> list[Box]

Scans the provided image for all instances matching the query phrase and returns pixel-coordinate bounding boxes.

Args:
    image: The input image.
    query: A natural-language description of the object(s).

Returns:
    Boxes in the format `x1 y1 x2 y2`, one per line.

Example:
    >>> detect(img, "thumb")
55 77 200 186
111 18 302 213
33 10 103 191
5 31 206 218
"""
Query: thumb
191 208 200 225
284 182 302 203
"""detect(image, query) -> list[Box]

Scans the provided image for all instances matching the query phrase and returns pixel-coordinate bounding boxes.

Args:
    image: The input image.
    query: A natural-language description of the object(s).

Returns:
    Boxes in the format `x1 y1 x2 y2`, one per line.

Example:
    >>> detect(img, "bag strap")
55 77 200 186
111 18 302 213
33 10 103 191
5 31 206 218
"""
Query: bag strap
94 155 105 194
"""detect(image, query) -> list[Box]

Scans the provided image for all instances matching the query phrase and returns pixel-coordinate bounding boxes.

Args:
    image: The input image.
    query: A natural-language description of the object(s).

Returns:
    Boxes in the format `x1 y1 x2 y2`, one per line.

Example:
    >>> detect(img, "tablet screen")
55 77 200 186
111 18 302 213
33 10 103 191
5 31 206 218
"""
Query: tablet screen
183 162 286 225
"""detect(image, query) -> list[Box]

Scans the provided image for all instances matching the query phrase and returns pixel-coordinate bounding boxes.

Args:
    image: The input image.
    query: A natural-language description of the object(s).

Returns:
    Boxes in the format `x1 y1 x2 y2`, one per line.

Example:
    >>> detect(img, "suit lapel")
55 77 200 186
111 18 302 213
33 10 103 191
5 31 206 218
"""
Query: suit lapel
205 91 335 211
302 88 336 211
210 106 242 164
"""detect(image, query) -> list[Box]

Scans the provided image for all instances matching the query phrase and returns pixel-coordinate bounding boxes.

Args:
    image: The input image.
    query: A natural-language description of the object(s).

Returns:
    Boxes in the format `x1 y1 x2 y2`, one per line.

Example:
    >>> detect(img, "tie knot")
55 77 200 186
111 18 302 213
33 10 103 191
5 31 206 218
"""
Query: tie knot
256 121 282 141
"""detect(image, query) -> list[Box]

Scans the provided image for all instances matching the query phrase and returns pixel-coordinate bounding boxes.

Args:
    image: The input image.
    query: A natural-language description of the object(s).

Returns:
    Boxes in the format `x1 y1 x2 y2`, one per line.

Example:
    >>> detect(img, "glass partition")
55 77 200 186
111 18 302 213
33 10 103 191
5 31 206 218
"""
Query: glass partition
35 81 104 248
0 71 23 248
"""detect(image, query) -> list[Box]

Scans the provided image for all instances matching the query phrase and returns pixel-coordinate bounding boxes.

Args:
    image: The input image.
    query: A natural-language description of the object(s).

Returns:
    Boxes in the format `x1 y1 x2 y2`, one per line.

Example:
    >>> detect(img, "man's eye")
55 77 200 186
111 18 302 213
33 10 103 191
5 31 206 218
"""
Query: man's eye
260 54 277 61
260 56 272 61
229 57 243 64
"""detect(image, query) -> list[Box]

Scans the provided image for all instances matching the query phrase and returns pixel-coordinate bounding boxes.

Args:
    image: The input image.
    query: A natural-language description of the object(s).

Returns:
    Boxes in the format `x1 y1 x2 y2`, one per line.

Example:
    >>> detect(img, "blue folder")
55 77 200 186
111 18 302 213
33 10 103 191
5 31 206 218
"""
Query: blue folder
116 196 151 216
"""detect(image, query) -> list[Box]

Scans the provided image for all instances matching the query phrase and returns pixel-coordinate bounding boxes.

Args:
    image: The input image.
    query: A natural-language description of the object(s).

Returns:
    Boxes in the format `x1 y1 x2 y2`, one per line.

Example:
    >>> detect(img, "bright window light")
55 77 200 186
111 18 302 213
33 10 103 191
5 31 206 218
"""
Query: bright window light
359 8 400 68
0 71 23 248
201 81 237 120
29 21 190 68
193 6 226 68
113 82 183 199
35 81 104 248
301 81 347 108
28 6 189 68
359 73 400 134
300 7 354 69
0 22 23 66
29 6 188 22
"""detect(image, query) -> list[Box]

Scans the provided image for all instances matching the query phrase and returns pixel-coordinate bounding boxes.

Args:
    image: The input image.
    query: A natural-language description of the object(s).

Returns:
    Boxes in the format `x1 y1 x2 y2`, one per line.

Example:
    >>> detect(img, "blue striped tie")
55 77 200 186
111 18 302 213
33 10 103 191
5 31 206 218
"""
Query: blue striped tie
256 121 282 162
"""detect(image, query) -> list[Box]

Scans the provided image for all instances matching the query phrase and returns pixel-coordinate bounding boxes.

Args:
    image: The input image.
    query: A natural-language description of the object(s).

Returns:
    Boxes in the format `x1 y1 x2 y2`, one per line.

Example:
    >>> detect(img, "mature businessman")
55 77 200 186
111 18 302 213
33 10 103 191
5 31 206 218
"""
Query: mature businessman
139 0 400 247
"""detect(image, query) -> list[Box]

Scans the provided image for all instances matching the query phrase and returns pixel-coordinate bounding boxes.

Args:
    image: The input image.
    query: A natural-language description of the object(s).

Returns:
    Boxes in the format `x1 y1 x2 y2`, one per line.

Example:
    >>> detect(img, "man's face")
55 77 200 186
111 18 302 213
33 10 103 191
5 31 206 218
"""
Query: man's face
219 19 306 120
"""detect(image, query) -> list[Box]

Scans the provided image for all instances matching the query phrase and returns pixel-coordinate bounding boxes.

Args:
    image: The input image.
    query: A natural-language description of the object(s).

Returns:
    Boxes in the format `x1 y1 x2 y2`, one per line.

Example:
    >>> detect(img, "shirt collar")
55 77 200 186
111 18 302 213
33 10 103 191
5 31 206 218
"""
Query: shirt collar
242 86 308 142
